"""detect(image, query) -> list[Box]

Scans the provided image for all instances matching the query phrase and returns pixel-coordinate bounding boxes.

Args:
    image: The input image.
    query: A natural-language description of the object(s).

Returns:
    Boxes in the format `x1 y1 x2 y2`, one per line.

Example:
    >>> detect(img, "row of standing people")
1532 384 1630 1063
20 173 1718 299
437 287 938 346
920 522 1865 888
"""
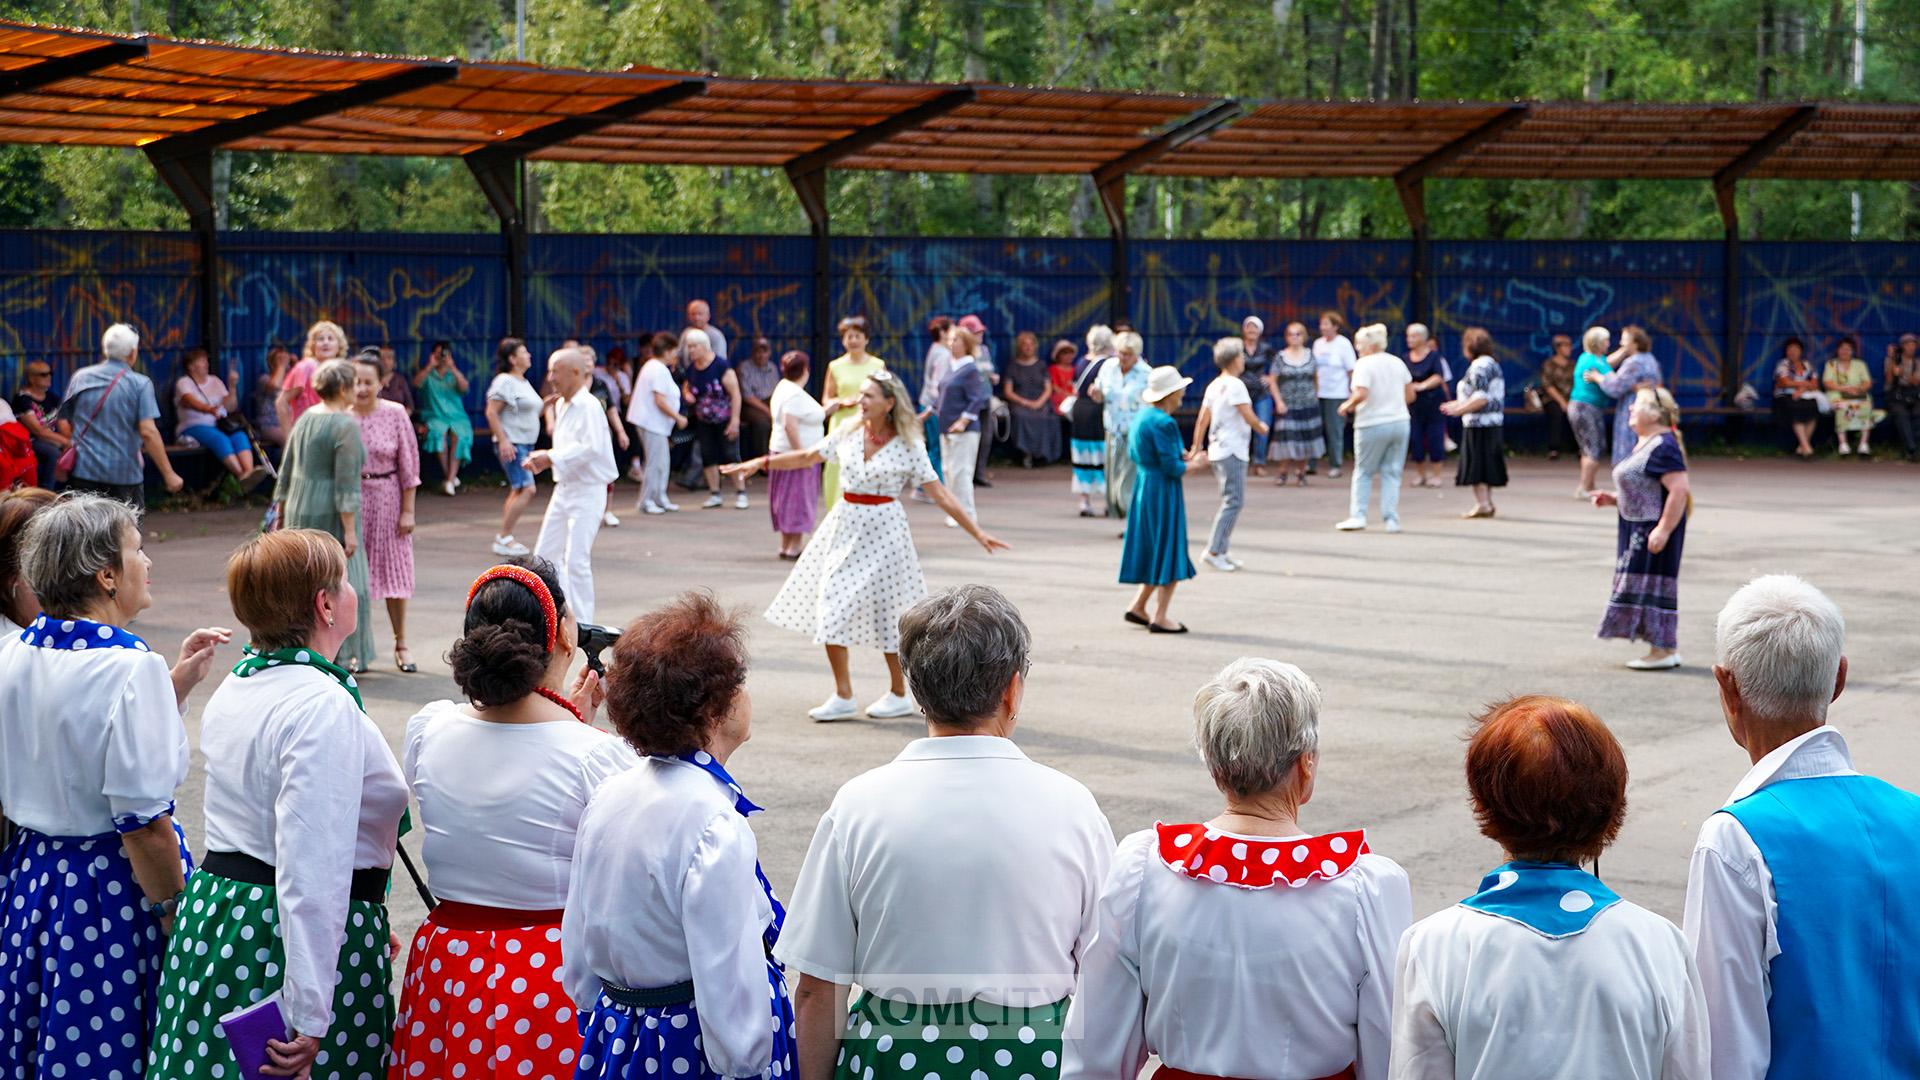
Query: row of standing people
1 497 1909 1080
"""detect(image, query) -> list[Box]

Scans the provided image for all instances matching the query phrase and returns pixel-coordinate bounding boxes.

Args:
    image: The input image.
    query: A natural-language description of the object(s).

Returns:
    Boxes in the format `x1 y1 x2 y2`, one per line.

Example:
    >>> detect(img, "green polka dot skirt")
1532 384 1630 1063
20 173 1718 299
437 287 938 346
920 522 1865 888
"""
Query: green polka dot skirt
833 992 1068 1080
145 868 394 1080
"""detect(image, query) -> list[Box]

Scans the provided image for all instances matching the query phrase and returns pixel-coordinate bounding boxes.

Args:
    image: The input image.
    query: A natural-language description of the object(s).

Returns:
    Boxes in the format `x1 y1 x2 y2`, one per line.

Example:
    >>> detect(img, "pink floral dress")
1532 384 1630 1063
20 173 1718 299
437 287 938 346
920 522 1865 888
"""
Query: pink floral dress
355 399 421 599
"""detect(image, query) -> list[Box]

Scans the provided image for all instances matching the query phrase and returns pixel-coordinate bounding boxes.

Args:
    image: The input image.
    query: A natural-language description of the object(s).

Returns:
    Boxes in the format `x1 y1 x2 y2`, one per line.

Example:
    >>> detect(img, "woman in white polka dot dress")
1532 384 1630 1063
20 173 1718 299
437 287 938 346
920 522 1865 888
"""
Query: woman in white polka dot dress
146 530 409 1080
387 559 636 1080
1064 659 1410 1080
726 371 1007 722
0 493 229 1080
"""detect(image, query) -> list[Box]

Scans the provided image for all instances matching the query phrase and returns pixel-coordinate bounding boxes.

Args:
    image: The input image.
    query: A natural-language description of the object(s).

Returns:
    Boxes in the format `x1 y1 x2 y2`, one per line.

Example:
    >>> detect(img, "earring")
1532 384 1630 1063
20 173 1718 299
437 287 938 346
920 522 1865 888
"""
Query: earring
327 616 335 627
107 587 117 599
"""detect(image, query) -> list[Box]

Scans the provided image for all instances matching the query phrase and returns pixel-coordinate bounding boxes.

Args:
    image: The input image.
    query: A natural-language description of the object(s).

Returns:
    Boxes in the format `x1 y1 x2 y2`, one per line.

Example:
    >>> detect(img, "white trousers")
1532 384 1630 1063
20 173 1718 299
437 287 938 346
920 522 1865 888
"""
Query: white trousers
941 430 980 522
638 429 671 509
534 481 605 624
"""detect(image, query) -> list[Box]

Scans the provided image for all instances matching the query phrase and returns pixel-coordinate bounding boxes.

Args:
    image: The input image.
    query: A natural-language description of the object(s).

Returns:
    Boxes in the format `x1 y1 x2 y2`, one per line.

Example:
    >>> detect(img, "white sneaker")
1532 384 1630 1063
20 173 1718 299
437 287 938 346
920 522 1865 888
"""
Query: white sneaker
1224 553 1246 569
1626 654 1683 671
1328 467 1343 479
1384 519 1403 534
703 492 724 508
944 518 959 529
1334 517 1367 531
602 511 621 528
1203 552 1237 572
1838 444 1852 455
659 499 681 512
642 503 666 515
865 692 918 719
734 492 749 510
442 479 457 496
808 695 860 722
492 535 529 556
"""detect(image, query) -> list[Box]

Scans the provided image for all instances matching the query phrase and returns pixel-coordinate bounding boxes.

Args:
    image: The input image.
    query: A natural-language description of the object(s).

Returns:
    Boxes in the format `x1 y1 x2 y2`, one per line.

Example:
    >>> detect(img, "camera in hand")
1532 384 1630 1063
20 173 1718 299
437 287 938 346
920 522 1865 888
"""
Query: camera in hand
577 622 621 674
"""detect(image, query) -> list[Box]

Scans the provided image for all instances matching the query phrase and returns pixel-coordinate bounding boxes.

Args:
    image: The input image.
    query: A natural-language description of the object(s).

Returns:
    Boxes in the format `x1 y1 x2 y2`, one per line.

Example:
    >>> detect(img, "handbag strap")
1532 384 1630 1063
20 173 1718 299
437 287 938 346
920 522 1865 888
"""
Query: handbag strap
70 366 130 450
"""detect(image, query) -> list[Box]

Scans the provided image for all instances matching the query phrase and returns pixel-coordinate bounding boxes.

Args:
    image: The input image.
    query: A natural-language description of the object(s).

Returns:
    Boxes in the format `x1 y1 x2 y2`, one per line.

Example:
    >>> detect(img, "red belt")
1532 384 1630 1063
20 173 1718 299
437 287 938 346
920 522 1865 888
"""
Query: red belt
842 492 895 505
428 900 564 931
1155 1065 1355 1080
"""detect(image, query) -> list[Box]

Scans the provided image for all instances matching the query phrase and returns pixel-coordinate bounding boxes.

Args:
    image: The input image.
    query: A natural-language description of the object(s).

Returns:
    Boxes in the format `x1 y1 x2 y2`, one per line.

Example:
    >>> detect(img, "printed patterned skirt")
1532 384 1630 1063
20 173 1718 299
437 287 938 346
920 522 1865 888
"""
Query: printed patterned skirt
832 992 1068 1080
388 902 579 1080
573 958 795 1080
146 866 394 1080
1598 514 1687 651
1069 438 1106 497
0 824 189 1080
767 464 821 535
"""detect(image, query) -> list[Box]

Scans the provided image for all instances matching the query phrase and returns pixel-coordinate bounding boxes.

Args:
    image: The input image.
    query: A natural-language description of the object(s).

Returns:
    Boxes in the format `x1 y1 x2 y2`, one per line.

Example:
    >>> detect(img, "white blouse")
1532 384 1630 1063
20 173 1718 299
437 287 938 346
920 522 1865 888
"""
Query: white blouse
197 664 409 1039
774 736 1114 1006
0 636 186 837
562 758 775 1078
403 701 637 909
770 379 826 453
1063 829 1411 1080
1392 899 1710 1080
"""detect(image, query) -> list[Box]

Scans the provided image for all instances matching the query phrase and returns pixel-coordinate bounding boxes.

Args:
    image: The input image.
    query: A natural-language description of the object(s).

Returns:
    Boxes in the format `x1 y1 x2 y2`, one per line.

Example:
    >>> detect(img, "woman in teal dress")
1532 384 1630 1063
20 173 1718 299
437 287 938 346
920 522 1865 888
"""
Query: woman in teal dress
271 359 374 671
1119 366 1196 634
412 340 473 494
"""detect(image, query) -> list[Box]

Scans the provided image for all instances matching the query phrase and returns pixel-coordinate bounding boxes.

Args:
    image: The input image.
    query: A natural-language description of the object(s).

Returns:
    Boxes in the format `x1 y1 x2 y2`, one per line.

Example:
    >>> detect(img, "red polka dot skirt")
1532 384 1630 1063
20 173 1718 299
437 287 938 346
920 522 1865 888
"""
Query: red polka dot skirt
388 902 579 1080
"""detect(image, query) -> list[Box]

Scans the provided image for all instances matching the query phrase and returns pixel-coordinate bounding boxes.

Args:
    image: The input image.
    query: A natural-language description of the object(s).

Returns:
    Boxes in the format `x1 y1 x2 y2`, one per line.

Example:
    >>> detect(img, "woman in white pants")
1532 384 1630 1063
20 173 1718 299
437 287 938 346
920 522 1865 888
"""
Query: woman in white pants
1334 324 1414 533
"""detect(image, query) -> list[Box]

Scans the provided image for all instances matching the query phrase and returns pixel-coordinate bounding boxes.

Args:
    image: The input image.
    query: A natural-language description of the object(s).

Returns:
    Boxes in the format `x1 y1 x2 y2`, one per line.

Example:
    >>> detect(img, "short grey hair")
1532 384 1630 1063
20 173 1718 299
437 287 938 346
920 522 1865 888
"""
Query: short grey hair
898 585 1032 727
102 323 139 362
1193 658 1322 799
681 328 712 352
1583 326 1611 354
1716 575 1846 725
20 492 139 617
1212 336 1245 370
1406 323 1430 344
1086 325 1114 354
1114 330 1144 357
1354 323 1389 354
313 358 357 401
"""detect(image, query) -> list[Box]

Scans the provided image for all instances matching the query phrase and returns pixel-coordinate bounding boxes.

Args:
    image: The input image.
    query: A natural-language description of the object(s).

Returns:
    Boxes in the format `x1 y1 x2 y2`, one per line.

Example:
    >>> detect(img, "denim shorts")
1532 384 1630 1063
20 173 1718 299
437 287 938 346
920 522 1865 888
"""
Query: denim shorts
503 442 535 489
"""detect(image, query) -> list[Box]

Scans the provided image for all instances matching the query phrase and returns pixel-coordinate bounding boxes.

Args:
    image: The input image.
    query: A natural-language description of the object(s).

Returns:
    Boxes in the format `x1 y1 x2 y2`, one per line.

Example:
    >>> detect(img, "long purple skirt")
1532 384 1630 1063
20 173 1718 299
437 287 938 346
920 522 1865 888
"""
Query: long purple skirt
769 463 821 534
1598 514 1686 650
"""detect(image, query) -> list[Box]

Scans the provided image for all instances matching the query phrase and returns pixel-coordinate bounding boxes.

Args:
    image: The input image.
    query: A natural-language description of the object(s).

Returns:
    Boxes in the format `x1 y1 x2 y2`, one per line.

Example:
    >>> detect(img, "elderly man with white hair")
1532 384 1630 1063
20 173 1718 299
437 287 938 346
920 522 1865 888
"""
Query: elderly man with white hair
59 323 185 506
1684 575 1920 1080
1064 658 1411 1080
529 348 616 623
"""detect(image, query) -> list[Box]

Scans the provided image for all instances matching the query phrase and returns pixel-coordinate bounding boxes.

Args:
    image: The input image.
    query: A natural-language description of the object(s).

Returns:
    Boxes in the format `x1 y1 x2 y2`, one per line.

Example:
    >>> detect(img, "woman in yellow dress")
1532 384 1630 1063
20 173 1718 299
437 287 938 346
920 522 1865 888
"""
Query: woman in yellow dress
820 315 887 505
1822 335 1877 456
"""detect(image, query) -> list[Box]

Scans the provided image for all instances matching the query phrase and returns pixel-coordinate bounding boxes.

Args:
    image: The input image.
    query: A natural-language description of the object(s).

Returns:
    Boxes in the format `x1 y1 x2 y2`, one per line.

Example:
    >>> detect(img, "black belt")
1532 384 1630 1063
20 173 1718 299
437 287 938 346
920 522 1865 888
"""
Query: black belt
361 470 396 480
600 979 696 1009
203 850 390 905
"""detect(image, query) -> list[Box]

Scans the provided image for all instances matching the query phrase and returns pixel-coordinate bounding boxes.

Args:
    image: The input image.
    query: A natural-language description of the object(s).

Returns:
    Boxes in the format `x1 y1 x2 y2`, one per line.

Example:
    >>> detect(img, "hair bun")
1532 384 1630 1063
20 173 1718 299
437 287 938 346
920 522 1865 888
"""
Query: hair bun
448 619 547 706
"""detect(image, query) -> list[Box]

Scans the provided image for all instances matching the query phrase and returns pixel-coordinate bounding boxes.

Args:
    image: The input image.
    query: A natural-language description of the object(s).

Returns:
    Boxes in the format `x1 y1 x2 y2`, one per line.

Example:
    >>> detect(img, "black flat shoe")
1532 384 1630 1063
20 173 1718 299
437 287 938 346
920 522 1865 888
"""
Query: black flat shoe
1149 622 1190 634
1124 611 1150 627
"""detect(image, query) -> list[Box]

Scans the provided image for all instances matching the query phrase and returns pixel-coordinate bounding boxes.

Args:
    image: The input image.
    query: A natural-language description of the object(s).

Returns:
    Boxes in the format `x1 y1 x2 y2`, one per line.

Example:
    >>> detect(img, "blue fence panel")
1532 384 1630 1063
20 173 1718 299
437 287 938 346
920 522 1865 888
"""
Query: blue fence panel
1741 243 1920 390
1132 240 1413 383
1434 241 1724 408
0 230 201 380
832 236 1111 398
530 233 814 371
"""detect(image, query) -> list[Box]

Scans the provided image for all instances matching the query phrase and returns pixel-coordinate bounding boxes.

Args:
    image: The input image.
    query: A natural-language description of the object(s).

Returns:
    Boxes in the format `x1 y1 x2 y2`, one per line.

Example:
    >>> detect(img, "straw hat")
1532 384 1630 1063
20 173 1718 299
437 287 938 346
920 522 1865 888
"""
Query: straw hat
1140 365 1193 403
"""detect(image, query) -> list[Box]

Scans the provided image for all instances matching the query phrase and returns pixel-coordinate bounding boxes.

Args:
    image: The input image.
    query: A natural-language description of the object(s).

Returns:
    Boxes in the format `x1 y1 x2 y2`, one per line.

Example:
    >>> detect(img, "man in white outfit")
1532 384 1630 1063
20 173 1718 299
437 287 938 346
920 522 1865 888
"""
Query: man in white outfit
530 348 616 623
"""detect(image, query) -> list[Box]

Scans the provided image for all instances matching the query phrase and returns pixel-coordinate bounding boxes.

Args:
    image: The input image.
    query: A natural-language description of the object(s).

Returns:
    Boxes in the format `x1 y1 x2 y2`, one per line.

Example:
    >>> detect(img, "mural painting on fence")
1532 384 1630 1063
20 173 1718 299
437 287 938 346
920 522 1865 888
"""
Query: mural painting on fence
3 230 1918 422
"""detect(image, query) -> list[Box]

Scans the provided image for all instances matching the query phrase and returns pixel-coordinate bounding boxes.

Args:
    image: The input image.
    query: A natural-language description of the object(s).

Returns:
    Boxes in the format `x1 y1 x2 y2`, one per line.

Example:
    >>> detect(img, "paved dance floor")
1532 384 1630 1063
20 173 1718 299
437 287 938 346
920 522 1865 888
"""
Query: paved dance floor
140 455 1919 941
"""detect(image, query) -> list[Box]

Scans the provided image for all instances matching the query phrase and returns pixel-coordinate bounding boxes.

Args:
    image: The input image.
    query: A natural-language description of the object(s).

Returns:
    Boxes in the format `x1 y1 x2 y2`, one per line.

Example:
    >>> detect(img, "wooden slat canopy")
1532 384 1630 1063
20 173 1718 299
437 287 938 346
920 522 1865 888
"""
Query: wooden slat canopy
2 18 1917 181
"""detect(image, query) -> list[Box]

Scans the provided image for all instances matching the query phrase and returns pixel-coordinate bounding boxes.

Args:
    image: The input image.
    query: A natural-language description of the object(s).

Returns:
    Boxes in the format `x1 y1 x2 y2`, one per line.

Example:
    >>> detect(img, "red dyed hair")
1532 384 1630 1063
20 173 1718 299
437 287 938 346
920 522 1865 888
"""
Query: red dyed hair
1465 695 1627 864
604 591 748 756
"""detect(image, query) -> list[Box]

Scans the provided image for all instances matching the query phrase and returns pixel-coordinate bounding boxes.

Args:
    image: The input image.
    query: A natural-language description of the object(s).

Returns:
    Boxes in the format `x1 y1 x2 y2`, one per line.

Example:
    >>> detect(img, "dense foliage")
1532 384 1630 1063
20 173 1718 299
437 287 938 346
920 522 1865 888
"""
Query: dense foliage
1 0 1915 239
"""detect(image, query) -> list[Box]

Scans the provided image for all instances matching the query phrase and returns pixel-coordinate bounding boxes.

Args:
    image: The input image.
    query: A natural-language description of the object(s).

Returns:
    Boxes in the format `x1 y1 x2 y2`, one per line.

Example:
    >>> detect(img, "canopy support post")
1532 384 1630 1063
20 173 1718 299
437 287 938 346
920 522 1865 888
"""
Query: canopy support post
466 155 528 341
144 149 221 363
788 167 832 389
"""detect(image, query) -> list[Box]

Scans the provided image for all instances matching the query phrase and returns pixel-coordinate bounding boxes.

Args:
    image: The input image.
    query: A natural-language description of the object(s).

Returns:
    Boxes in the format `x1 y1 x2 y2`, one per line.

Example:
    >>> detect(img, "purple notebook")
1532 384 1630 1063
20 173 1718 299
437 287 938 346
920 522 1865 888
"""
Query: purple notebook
218 993 290 1080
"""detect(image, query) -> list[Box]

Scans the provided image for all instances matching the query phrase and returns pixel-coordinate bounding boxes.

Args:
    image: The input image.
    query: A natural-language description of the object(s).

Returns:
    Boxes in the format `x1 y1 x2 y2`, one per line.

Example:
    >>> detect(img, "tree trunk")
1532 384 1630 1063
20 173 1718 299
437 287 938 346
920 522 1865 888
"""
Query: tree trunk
1367 0 1392 99
1757 0 1774 98
964 0 993 222
1403 0 1418 97
211 151 230 231
1821 0 1844 77
1330 0 1354 99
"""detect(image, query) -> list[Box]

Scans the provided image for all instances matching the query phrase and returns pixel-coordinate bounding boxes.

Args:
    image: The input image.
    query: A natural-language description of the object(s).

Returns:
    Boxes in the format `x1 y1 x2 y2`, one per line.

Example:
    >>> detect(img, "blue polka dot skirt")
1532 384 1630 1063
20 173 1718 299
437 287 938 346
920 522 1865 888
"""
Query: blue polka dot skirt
832 992 1068 1080
0 824 190 1080
144 868 393 1080
572 959 794 1080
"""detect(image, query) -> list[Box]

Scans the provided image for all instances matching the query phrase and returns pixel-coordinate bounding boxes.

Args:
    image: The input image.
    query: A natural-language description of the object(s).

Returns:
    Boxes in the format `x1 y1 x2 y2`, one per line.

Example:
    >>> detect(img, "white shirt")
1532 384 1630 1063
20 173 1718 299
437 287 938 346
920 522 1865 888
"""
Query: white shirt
775 735 1114 1006
627 358 681 435
198 665 409 1038
919 343 954 411
487 372 544 444
1682 725 1856 1080
562 758 774 1077
1351 351 1413 429
0 633 186 836
174 374 228 432
1392 898 1710 1080
1064 830 1411 1080
1202 374 1254 462
403 701 637 910
1314 335 1358 398
770 379 826 453
547 384 617 485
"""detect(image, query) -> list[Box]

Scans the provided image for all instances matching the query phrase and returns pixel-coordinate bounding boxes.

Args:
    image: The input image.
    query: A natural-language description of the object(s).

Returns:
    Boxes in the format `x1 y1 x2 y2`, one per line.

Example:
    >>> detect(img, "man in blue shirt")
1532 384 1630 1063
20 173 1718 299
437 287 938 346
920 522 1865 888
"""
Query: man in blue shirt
937 329 993 528
58 324 183 507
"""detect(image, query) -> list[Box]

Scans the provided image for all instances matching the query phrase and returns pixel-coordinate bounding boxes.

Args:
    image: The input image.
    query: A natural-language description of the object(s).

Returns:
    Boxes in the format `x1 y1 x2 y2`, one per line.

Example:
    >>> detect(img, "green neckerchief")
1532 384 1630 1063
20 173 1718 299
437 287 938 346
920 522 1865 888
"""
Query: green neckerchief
232 643 364 709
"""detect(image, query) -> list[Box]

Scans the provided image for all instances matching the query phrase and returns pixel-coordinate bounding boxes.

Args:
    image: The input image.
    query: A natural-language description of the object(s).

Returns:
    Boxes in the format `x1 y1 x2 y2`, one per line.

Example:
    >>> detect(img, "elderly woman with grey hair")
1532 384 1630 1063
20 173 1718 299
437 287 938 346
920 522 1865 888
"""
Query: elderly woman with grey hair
781 585 1113 1080
0 492 229 1080
273 357 374 670
1063 658 1411 1080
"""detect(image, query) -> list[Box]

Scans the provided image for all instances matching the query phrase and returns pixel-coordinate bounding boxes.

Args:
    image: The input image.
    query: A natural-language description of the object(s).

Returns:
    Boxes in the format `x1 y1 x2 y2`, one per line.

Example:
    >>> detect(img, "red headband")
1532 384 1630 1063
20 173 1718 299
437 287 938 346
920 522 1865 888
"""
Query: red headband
466 565 559 651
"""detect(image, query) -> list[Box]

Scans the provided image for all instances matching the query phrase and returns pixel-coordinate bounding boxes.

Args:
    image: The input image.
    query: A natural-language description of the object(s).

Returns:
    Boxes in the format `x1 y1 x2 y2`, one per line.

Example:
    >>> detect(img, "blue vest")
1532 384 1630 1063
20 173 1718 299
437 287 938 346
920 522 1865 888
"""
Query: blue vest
1721 774 1920 1080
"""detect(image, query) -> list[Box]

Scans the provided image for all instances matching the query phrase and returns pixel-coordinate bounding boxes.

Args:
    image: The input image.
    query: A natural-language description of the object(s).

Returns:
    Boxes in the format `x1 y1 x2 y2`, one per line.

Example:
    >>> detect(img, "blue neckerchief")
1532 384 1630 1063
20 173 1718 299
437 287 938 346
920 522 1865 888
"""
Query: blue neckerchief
21 614 150 654
1458 861 1622 939
672 750 786 953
